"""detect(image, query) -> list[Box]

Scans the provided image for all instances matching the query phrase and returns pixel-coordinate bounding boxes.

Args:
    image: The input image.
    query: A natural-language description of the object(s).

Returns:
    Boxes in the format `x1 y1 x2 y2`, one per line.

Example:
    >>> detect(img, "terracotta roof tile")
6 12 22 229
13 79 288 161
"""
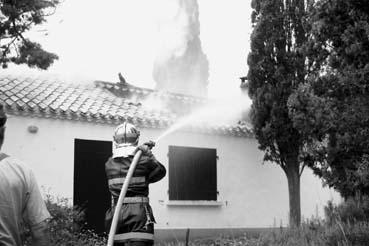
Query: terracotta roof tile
0 74 252 137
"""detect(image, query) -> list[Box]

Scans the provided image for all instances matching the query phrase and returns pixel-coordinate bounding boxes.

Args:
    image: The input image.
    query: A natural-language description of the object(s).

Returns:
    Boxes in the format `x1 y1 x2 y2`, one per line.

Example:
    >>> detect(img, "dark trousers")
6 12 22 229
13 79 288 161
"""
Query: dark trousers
106 203 156 246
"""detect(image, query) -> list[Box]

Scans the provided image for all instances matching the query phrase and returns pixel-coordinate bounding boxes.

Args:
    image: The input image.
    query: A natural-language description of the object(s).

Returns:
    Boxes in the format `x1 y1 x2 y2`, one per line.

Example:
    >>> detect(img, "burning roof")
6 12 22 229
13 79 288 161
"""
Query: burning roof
0 73 252 137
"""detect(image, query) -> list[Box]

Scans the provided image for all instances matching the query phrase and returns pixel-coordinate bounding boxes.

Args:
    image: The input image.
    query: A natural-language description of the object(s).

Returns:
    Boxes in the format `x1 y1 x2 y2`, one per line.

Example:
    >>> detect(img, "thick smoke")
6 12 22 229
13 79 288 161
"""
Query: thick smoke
153 0 209 97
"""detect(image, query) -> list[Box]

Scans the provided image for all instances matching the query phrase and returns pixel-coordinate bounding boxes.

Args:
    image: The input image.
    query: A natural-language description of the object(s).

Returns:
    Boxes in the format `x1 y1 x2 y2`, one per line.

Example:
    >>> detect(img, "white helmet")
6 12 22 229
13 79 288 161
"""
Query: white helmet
113 122 140 146
112 122 140 158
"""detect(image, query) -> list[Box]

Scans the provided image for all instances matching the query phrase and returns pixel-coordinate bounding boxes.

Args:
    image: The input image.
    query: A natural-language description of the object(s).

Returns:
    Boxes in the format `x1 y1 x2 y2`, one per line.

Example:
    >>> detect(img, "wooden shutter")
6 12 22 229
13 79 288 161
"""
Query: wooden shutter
169 146 217 201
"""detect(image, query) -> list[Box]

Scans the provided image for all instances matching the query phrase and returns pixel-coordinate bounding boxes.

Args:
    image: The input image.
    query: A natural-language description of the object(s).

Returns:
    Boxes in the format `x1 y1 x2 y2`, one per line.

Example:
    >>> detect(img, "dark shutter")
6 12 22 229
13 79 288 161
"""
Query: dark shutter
169 146 217 201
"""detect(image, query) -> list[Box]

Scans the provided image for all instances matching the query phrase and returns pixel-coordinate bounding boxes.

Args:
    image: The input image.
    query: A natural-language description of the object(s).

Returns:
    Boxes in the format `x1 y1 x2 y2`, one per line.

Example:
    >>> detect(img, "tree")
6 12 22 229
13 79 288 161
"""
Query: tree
288 0 369 198
0 0 59 69
247 0 311 227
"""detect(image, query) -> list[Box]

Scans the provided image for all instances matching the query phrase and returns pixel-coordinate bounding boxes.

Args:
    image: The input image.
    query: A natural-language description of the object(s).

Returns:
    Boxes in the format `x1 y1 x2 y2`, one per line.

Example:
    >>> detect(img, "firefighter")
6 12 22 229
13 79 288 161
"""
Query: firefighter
105 122 166 246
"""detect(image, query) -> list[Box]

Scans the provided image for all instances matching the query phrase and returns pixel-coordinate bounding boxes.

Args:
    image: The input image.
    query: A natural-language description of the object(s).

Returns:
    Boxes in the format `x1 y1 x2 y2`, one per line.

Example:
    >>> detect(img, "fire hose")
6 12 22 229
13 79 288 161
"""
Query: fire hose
107 141 155 246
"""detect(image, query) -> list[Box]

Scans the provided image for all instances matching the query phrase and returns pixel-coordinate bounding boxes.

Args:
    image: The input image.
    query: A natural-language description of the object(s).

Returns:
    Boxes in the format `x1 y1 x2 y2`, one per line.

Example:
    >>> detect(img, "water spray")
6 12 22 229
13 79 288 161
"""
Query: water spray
154 115 194 143
154 93 252 143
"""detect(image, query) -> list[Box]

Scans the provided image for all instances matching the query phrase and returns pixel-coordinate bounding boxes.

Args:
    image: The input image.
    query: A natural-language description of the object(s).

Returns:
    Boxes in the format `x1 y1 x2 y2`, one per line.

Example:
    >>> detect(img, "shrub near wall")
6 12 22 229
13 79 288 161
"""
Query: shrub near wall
256 197 369 246
323 195 369 246
24 195 106 246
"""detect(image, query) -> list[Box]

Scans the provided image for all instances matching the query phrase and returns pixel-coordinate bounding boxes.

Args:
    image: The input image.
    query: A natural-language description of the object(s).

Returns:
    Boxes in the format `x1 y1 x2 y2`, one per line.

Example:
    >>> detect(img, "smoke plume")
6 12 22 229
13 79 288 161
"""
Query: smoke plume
153 0 209 97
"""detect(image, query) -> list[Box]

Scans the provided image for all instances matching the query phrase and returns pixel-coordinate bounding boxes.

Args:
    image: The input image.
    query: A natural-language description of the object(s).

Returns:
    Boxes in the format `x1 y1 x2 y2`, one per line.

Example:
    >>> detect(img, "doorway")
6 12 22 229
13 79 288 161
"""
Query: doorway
74 138 112 234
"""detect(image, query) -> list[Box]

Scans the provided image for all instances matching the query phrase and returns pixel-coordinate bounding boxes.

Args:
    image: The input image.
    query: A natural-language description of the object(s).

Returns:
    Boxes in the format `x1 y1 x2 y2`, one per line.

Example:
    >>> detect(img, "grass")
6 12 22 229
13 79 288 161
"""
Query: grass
163 221 369 246
174 196 369 246
21 194 369 245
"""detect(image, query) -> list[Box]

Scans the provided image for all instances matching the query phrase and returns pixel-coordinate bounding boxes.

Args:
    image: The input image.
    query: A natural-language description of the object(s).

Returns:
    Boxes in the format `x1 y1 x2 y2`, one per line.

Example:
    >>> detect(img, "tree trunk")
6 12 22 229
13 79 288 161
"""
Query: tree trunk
285 158 301 227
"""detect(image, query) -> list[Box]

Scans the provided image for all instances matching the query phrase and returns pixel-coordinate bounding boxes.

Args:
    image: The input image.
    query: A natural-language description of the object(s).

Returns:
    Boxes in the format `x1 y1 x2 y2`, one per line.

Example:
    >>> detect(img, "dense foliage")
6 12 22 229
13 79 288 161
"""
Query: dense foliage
247 0 311 227
249 0 369 222
0 0 58 69
288 0 369 198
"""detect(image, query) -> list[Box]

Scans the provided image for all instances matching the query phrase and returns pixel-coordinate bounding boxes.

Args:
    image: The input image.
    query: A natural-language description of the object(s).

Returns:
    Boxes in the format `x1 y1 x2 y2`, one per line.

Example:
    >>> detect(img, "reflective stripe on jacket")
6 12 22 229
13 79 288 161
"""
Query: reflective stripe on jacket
105 154 166 199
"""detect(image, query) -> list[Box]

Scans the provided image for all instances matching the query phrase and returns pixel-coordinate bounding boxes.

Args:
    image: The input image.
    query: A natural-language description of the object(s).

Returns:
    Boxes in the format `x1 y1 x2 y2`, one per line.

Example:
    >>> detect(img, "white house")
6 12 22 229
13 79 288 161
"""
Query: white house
0 73 339 241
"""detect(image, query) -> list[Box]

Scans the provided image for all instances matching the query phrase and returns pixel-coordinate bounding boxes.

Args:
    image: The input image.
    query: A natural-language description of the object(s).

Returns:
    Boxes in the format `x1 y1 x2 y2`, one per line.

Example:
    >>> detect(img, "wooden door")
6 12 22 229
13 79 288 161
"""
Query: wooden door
74 138 112 234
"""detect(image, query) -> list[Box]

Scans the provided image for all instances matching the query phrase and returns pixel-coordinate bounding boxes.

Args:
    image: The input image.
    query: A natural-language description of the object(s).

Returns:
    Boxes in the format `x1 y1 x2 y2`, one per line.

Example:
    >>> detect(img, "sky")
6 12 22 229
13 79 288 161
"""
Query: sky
8 0 253 99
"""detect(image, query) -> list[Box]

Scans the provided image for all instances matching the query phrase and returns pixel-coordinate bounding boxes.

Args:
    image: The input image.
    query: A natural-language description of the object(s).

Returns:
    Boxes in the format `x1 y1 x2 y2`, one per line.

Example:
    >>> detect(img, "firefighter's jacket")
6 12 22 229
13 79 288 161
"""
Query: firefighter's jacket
105 152 166 244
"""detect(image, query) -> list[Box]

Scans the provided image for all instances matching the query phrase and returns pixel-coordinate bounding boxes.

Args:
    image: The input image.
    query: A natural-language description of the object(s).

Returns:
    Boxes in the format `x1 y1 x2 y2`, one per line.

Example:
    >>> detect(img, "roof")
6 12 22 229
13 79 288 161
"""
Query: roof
0 73 252 137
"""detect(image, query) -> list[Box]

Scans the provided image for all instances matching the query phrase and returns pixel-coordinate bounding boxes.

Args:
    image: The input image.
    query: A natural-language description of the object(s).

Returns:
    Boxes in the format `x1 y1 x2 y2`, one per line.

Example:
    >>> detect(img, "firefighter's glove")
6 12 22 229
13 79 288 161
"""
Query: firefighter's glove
136 144 153 157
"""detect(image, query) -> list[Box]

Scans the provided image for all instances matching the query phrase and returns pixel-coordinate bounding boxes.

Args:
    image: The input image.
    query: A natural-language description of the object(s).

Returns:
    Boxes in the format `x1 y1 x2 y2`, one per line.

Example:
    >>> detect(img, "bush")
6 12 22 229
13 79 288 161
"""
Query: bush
325 195 369 225
322 196 369 246
325 222 369 246
24 194 106 245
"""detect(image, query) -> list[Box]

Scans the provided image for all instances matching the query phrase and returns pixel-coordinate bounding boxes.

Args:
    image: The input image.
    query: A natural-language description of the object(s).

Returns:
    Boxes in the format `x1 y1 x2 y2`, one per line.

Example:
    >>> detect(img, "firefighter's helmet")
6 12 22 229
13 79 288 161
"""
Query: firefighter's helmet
113 122 140 146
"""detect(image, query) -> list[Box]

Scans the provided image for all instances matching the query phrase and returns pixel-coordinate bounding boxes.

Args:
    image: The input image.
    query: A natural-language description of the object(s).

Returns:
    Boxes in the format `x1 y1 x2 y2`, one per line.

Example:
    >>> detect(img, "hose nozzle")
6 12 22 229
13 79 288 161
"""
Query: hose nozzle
146 140 156 149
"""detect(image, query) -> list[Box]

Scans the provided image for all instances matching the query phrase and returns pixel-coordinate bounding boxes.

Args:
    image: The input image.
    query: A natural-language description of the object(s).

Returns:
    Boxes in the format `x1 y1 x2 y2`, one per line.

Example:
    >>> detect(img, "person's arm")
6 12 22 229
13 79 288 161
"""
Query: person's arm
148 157 166 183
24 170 51 246
135 144 166 183
30 220 50 246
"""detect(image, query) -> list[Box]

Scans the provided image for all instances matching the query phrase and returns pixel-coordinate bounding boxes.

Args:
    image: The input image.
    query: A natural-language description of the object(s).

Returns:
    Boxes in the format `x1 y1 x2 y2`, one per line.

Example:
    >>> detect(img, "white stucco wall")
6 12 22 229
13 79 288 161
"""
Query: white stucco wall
2 115 340 229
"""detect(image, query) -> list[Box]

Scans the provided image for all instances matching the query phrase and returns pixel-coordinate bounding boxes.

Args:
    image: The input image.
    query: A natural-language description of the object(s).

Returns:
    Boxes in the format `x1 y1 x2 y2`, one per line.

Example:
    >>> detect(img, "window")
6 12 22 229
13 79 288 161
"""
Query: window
168 145 217 201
